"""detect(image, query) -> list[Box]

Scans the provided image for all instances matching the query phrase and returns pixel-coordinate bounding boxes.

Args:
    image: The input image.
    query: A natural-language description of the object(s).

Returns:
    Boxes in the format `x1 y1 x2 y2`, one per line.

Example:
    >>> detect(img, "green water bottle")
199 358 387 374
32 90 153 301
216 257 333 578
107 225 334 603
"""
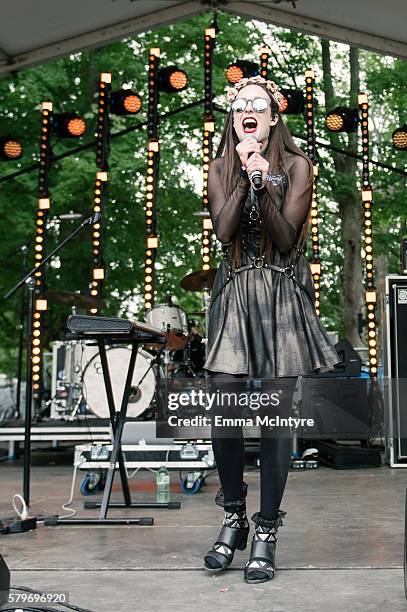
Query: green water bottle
156 466 170 503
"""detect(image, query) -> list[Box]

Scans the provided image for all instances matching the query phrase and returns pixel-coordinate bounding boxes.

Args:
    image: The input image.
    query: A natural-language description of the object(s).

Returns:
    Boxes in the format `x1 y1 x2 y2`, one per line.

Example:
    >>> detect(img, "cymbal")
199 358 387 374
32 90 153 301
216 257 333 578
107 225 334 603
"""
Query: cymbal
180 269 217 292
45 291 106 310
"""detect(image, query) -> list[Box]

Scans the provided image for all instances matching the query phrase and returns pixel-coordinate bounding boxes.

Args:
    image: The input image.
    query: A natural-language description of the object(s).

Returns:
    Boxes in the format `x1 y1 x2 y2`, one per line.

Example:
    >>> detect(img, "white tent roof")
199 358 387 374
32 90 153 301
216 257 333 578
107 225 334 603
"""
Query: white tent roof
1 0 406 75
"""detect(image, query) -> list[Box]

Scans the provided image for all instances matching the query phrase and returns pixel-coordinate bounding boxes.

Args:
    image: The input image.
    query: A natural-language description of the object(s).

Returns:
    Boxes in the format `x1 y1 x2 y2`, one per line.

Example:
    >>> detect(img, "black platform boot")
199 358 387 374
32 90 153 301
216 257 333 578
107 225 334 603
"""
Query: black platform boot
204 482 249 574
244 510 287 584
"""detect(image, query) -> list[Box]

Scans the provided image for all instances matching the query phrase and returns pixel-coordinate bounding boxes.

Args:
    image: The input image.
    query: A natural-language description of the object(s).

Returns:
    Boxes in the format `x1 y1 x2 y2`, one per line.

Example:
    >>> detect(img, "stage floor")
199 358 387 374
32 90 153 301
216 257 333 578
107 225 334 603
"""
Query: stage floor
0 446 405 611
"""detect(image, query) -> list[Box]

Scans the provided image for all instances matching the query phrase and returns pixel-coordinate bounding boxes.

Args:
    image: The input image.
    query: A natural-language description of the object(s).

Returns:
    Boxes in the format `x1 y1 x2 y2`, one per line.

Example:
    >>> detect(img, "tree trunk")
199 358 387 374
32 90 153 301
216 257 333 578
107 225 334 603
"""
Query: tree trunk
321 40 364 347
84 50 99 108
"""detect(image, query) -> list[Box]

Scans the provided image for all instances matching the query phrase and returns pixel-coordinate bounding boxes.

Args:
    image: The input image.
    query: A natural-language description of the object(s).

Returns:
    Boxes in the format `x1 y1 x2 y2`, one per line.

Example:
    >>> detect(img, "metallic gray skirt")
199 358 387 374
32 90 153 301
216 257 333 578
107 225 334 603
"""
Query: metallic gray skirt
203 249 342 378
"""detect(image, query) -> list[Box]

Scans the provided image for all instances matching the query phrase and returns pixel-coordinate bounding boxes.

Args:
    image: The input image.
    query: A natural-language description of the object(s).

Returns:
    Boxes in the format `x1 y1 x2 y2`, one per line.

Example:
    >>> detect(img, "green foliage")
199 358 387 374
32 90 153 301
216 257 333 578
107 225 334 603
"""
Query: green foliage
0 11 405 375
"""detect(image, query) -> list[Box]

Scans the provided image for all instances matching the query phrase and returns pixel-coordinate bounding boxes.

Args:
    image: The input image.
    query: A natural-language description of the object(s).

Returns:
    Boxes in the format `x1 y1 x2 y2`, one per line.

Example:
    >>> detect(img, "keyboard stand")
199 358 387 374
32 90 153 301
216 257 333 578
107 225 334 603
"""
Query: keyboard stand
46 332 180 527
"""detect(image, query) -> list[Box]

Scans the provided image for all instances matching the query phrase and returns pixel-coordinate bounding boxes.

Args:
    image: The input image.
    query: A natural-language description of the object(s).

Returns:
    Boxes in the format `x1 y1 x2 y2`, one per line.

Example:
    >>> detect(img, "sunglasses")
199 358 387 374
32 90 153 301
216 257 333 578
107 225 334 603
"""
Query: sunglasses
230 97 270 113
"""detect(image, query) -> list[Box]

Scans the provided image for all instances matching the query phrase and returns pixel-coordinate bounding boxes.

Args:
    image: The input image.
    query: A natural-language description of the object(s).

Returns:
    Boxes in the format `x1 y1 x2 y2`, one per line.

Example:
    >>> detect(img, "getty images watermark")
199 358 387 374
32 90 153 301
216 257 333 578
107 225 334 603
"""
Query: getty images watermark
165 386 314 430
157 376 382 439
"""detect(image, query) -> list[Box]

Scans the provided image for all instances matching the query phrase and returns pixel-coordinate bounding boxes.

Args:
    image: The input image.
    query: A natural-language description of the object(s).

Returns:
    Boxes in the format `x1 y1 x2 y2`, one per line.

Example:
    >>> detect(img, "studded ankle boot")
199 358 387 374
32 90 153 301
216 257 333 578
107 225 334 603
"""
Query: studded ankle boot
204 503 250 573
244 509 287 584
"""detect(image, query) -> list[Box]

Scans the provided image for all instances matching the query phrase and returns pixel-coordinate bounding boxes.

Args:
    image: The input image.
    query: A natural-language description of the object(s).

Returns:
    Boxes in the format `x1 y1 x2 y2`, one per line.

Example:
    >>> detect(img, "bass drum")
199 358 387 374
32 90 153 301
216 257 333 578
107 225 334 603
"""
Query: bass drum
82 347 162 419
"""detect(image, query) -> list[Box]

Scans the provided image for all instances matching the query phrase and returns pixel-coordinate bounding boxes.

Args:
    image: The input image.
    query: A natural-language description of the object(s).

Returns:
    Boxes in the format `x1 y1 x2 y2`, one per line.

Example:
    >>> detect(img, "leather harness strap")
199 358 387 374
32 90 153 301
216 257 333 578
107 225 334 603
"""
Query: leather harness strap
209 255 315 312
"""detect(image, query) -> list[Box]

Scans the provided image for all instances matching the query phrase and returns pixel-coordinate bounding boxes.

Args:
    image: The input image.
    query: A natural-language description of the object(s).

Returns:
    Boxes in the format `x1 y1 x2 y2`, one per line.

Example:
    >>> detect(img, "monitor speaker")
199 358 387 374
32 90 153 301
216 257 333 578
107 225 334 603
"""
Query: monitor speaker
316 337 361 377
382 275 407 466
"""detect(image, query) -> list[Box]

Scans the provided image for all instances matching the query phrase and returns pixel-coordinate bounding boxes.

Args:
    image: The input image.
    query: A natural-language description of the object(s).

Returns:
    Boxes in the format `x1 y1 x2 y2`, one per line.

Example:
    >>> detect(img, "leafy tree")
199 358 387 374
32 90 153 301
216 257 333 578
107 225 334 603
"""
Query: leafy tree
0 11 405 380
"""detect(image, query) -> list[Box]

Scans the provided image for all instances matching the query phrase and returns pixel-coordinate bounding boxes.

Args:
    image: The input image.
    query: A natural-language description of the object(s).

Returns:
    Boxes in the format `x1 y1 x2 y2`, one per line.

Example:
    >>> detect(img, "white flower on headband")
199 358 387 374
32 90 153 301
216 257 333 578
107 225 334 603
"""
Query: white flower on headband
226 75 285 110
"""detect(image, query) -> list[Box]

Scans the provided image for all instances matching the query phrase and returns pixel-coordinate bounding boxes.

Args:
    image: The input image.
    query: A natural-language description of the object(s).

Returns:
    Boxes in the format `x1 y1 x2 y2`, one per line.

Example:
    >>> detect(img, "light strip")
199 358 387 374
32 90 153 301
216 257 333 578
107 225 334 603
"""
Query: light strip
201 28 216 272
90 73 111 314
358 92 378 377
304 70 321 316
32 102 53 399
144 49 160 310
259 47 270 79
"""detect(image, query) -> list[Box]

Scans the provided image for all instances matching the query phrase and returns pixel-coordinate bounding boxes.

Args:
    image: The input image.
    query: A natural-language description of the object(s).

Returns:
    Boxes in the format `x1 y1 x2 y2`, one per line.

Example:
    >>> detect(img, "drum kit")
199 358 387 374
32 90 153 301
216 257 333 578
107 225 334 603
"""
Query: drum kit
47 267 216 421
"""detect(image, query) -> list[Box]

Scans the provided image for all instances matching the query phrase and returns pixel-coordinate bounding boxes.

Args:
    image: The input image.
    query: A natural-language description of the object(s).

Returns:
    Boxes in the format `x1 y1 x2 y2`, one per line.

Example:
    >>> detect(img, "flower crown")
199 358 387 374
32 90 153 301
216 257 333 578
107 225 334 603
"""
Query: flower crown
226 75 285 110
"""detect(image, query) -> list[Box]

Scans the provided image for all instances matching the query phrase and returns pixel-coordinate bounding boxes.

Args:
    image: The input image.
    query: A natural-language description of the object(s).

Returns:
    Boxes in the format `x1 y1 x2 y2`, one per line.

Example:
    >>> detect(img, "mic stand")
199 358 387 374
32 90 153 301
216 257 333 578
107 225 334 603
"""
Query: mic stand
8 221 75 422
3 215 97 508
15 245 28 420
4 228 53 420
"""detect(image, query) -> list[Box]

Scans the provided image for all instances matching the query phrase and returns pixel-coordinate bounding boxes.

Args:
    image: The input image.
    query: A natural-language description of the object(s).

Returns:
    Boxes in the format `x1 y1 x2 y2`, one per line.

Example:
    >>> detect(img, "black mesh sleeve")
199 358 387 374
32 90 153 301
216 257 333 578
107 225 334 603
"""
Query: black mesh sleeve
254 155 313 254
208 157 250 244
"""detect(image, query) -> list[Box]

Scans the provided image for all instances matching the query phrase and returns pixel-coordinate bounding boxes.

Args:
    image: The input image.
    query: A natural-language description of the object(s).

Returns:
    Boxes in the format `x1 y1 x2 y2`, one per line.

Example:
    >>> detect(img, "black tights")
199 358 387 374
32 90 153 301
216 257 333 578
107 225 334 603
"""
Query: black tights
209 372 294 521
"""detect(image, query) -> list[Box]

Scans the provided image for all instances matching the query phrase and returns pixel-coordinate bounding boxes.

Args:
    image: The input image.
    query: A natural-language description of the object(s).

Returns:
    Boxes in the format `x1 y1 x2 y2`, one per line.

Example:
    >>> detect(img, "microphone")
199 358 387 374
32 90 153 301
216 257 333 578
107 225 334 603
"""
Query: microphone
244 135 263 189
84 212 102 225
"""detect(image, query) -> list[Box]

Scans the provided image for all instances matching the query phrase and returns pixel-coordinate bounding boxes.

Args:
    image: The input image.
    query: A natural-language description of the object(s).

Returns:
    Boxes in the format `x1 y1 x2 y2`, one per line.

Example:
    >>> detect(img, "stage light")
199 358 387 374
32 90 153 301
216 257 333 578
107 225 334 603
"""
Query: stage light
38 198 50 210
392 124 407 150
93 267 105 280
0 137 23 160
110 90 142 115
35 299 48 311
326 107 358 133
53 113 86 138
148 140 159 152
158 67 188 93
226 60 259 84
147 236 158 249
279 89 305 115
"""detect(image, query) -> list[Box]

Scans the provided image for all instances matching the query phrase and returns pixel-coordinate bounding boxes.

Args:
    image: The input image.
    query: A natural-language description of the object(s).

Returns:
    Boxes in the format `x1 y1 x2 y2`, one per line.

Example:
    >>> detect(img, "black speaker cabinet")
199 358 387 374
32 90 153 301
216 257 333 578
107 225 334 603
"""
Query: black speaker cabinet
0 554 10 606
382 275 407 467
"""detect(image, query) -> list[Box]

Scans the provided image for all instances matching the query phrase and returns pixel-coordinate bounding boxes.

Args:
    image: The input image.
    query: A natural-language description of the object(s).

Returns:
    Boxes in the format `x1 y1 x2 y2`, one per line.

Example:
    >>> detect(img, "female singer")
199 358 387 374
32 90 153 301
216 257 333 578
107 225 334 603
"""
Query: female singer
202 75 341 583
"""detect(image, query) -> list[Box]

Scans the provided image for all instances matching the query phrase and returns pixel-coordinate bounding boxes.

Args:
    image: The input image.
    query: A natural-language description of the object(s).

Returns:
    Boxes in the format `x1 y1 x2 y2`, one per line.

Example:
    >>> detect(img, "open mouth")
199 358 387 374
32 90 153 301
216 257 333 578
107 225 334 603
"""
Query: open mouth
242 117 258 133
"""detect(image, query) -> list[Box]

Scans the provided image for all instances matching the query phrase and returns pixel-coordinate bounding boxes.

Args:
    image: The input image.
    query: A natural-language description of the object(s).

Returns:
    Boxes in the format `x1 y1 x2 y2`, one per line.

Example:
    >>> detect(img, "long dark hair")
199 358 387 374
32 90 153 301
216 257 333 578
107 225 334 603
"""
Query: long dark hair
215 83 313 267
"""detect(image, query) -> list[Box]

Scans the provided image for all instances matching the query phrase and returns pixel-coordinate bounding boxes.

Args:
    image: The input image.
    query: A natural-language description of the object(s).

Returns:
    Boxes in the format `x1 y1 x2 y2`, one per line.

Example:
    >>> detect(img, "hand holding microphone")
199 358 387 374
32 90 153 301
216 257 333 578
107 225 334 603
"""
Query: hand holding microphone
236 136 261 167
237 135 269 190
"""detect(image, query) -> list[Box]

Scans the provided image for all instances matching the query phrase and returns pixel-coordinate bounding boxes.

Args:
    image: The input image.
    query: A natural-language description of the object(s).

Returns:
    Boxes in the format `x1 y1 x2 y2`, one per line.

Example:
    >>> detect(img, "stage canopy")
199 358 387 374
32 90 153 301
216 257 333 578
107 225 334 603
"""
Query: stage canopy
0 0 406 76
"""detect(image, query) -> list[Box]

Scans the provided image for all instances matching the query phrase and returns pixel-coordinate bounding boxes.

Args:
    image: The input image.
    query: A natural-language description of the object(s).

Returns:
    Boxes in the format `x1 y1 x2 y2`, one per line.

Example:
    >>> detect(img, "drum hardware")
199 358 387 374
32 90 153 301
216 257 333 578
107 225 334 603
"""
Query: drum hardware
180 268 216 292
49 340 98 420
180 268 217 364
172 319 206 378
172 343 198 378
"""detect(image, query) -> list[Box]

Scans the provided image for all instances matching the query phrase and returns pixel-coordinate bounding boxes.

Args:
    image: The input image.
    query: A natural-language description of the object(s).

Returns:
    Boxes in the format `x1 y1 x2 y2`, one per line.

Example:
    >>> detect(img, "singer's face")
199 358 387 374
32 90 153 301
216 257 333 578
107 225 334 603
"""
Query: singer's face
232 85 274 149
